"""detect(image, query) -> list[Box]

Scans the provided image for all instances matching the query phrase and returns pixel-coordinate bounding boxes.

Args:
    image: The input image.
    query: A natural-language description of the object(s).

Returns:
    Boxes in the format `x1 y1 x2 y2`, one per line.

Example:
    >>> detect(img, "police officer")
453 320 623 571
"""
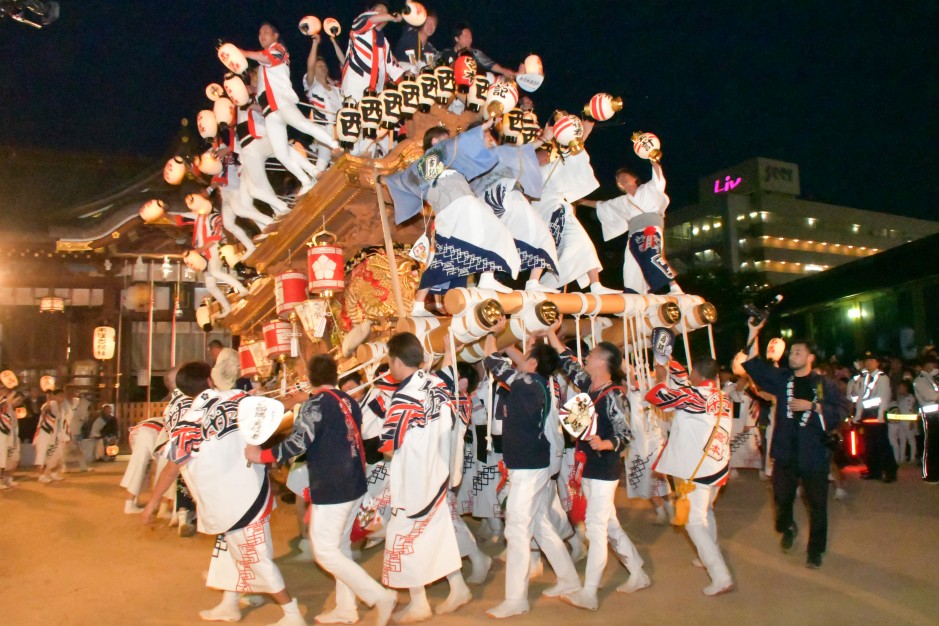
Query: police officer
852 353 897 482
913 354 939 484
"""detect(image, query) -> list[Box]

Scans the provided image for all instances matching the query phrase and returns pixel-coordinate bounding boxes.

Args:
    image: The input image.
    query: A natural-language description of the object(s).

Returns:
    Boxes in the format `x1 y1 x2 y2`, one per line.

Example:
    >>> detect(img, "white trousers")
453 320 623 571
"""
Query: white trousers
888 422 916 463
448 491 478 557
202 253 247 314
239 142 291 215
311 498 386 612
271 97 338 149
207 517 285 594
684 483 732 585
120 427 158 497
504 468 580 601
264 113 318 185
220 188 272 253
582 478 643 592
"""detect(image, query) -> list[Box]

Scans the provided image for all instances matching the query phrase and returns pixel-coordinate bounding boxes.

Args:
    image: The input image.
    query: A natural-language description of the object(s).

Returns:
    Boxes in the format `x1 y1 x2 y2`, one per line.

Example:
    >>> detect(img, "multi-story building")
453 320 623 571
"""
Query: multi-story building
664 158 939 287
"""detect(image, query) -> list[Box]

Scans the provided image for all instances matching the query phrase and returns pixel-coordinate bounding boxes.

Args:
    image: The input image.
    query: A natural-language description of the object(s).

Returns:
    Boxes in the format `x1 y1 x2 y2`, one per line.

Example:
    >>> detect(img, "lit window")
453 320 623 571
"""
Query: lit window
805 264 823 272
702 224 711 232
807 217 816 226
749 212 758 218
692 227 700 236
851 224 860 233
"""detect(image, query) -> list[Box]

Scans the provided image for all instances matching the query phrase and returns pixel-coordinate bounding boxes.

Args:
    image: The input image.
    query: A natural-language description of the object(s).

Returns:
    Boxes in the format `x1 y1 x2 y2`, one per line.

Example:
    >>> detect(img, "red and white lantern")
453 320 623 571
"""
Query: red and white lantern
453 53 477 93
275 270 308 318
584 93 623 121
217 42 248 74
299 15 321 36
323 17 341 37
263 319 293 359
632 131 662 162
553 112 585 154
402 1 427 27
307 233 345 294
239 342 258 377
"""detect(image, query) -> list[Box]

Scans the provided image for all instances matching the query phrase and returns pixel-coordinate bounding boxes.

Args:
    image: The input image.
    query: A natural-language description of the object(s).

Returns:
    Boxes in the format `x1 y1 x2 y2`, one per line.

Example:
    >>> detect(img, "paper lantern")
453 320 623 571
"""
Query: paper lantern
632 131 662 162
298 15 321 36
520 110 540 144
205 83 224 102
307 233 345 294
584 93 623 121
767 338 786 363
93 326 116 360
182 250 208 272
379 88 403 130
453 53 477 93
185 192 213 216
248 341 273 379
197 150 223 176
217 42 248 74
39 296 65 313
239 342 259 377
500 108 525 144
213 97 235 127
466 73 490 112
417 70 437 113
401 1 427 27
335 99 362 149
433 66 455 104
195 298 213 332
323 17 341 37
516 54 544 92
484 80 519 119
263 319 293 358
163 156 186 185
398 75 420 119
359 91 382 139
223 73 251 106
105 444 120 457
523 54 543 76
196 110 218 139
553 112 585 154
124 283 151 313
139 199 165 223
1 370 19 390
275 271 308 318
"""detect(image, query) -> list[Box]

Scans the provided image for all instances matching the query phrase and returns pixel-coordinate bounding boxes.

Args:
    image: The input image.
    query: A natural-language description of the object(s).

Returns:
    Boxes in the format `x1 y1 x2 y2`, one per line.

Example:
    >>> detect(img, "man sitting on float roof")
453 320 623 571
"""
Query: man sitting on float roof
437 23 516 80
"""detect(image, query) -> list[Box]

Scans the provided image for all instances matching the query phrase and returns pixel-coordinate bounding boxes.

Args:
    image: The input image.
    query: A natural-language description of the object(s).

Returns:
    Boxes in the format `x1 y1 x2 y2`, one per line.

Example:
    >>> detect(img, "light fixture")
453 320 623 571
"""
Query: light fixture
39 296 65 313
161 256 172 278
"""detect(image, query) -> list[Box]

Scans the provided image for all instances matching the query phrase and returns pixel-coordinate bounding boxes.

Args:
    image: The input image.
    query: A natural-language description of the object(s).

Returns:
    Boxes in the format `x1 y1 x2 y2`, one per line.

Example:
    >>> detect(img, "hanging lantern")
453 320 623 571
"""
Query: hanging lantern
632 131 662 162
123 283 151 313
298 15 322 36
197 149 223 176
453 53 477 93
263 319 293 359
466 73 490 112
1 370 19 390
520 110 540 144
553 111 585 154
401 1 427 27
182 250 208 272
223 73 251 106
218 244 241 268
379 88 403 130
196 110 218 139
417 69 437 113
335 98 362 149
275 270 308 318
213 97 235 127
239 342 259 377
359 91 382 139
217 42 248 74
323 17 341 37
93 326 116 360
484 80 519 119
205 83 224 102
139 199 166 223
500 108 525 144
516 54 544 92
185 192 213 216
195 298 213 332
398 75 420 119
39 375 56 392
307 231 345 295
433 65 455 105
39 296 65 313
584 93 623 121
163 156 187 185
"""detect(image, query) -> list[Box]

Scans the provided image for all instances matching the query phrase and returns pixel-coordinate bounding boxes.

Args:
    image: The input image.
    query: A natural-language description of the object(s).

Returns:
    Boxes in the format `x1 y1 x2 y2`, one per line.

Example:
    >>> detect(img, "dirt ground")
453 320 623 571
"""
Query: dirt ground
2 459 937 626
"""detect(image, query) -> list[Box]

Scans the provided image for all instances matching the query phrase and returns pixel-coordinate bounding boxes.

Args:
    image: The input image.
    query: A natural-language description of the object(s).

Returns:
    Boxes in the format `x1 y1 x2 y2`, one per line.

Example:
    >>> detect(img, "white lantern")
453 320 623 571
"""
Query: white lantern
484 80 519 119
223 73 251 106
217 42 248 74
0 370 18 390
163 156 187 185
139 199 165 223
185 192 213 216
195 300 213 332
631 131 662 162
433 66 455 104
401 1 427 27
553 112 585 154
359 91 382 139
196 110 218 139
299 15 321 36
123 283 151 313
93 326 116 360
323 17 341 37
417 70 437 112
39 375 56 392
516 54 544 92
197 150 223 176
584 93 623 121
213 97 235 127
205 83 224 102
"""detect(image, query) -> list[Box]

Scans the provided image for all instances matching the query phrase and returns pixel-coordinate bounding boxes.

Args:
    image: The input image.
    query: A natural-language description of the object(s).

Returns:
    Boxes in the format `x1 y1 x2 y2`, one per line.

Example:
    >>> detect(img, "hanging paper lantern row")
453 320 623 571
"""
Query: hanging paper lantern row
223 73 251 106
263 319 293 359
275 270 308 318
213 97 235 127
632 131 663 162
379 89 403 130
584 93 623 121
398 76 420 119
466 74 490 113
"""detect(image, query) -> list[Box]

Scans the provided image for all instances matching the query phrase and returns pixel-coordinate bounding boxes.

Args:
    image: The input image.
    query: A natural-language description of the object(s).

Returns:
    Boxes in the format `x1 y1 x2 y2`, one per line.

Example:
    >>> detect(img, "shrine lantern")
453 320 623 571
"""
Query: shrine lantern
93 326 116 360
500 108 524 144
223 73 251 106
335 99 362 149
239 341 259 377
466 74 490 113
484 80 519 119
632 131 662 162
275 270 308 318
553 111 585 154
584 93 623 121
197 150 223 176
307 231 345 295
163 156 186 185
398 75 420 119
359 91 382 139
298 15 321 36
217 42 248 74
263 319 293 359
379 88 403 130
401 1 427 27
453 53 477 93
205 83 224 102
323 18 341 37
213 97 235 127
417 69 437 113
433 65 455 104
139 199 166 223
196 110 217 139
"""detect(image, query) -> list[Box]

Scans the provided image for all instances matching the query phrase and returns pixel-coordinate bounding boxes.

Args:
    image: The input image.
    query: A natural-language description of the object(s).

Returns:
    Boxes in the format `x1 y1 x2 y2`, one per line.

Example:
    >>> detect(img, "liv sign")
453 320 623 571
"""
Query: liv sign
714 175 742 193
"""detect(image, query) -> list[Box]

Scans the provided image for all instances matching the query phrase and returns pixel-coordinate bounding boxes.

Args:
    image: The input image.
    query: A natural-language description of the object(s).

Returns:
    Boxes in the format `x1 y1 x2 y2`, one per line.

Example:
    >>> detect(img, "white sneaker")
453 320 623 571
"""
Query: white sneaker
124 500 144 514
477 272 513 294
525 280 558 293
410 301 434 318
589 283 621 295
199 603 241 622
38 474 53 484
466 552 492 584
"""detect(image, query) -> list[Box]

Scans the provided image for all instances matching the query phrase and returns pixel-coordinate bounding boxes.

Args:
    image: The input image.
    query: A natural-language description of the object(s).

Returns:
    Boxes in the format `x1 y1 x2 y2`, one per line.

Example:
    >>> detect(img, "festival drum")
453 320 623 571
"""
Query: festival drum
275 271 308 318
632 131 662 162
182 250 208 272
237 396 295 446
553 112 585 154
163 156 186 185
263 319 293 359
584 93 623 121
298 15 321 36
196 110 218 139
307 233 345 294
217 42 248 74
223 73 251 106
239 342 259 377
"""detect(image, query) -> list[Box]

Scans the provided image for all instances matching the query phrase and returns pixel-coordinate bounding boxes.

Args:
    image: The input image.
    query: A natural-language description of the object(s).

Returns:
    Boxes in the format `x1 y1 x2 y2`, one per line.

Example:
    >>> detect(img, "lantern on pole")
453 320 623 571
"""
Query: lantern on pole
223 73 251 106
484 80 519 119
298 15 322 36
323 18 341 37
335 98 362 149
417 69 437 113
632 131 662 162
217 42 248 74
196 110 218 139
516 54 544 92
197 149 223 176
205 83 224 102
584 93 623 121
1 371 19 390
553 111 585 154
453 52 477 93
466 73 490 113
239 341 259 378
39 375 56 392
398 74 420 119
401 1 427 27
213 97 235 127
39 296 65 313
359 91 382 139
307 231 345 295
93 326 117 360
379 88 403 130
163 156 187 185
500 108 525 144
433 65 455 105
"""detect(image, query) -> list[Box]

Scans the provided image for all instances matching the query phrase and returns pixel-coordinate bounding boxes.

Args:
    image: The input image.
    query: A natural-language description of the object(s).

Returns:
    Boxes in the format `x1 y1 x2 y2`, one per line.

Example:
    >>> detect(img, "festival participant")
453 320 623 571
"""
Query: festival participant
393 11 438 65
544 328 648 610
379 332 471 623
437 23 516 79
0 390 24 489
34 388 68 484
385 123 521 315
304 35 344 173
119 406 165 514
725 375 764 475
851 353 896 482
246 355 397 626
623 381 673 525
647 353 735 592
63 389 92 472
470 368 505 544
155 368 197 535
483 320 582 618
231 94 296 217
742 323 846 569
240 22 340 196
531 123 618 294
582 164 682 295
341 4 405 101
210 140 273 256
142 362 305 626
356 365 398 546
913 354 939 483
209 339 240 392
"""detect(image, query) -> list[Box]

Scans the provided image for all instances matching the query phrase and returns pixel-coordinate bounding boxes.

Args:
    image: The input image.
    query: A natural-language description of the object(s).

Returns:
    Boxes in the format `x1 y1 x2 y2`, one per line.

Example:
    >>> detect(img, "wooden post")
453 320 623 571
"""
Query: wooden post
374 172 407 319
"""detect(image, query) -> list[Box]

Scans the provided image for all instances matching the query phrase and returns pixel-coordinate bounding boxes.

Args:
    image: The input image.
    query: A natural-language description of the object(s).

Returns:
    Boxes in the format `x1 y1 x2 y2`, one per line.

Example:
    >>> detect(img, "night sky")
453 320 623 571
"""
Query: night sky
1 0 936 220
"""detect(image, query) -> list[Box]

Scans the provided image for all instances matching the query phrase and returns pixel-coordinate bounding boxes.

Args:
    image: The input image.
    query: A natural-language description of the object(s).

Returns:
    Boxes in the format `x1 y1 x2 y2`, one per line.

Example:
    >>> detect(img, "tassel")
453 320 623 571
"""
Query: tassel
290 319 300 358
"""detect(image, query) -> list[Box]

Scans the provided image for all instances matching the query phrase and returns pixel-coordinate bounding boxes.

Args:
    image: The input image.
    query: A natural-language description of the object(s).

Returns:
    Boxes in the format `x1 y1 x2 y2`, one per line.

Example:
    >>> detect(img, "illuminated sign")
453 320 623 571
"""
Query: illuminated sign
713 176 742 194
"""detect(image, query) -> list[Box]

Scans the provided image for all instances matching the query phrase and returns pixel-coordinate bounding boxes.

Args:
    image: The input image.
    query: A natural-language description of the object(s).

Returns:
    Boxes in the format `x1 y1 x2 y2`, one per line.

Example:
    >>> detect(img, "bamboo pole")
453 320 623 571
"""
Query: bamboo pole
374 172 407 319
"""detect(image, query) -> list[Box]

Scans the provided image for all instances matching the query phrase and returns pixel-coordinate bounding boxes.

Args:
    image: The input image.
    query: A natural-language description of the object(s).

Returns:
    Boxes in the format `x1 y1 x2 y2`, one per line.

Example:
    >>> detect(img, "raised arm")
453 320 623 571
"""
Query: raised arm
306 34 320 86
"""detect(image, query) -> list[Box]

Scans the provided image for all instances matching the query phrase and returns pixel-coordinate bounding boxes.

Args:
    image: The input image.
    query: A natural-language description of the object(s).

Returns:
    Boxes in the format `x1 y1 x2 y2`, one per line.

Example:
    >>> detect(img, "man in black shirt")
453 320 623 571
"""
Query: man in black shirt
742 322 846 568
393 10 438 63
